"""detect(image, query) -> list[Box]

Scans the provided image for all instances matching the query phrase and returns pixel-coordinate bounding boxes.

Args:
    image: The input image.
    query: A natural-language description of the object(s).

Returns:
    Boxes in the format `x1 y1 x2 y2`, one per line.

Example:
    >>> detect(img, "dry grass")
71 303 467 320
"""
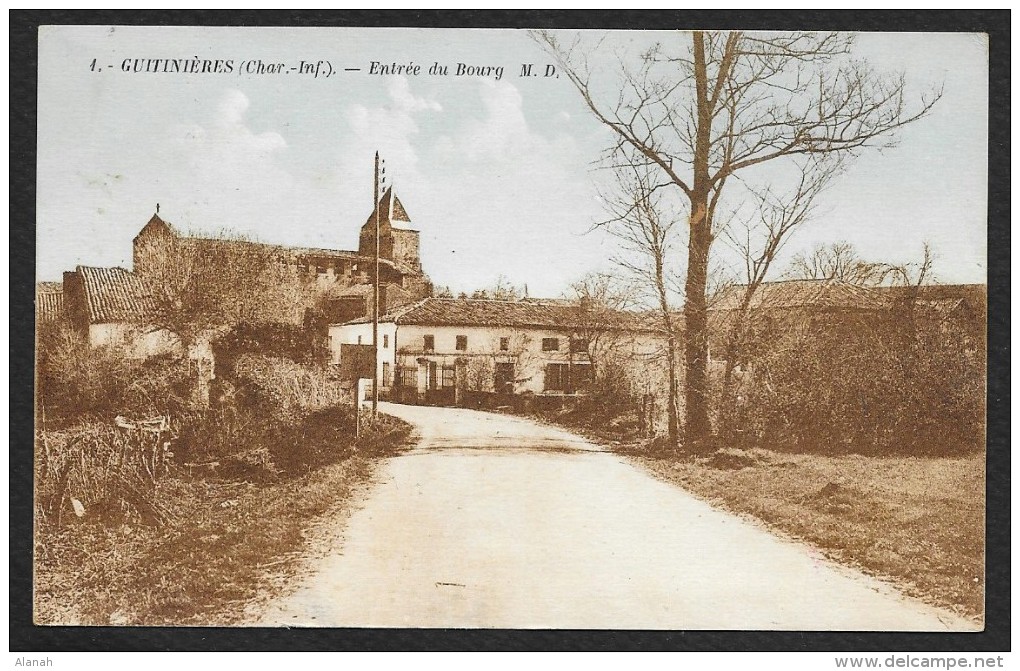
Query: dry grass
632 449 985 622
34 415 412 626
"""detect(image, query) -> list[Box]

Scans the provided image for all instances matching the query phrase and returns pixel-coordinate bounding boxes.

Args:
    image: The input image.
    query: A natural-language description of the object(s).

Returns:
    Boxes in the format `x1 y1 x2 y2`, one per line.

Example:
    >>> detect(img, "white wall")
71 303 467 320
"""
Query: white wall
88 323 179 359
332 321 667 396
393 324 589 394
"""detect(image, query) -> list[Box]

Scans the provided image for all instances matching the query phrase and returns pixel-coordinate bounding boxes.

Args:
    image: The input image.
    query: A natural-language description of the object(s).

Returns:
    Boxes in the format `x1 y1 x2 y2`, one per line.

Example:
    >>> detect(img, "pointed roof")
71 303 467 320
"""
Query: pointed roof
133 211 179 243
364 187 412 228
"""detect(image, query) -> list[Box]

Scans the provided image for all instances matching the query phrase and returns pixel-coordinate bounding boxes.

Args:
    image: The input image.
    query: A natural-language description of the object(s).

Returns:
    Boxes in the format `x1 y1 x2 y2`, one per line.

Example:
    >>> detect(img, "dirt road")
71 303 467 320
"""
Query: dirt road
258 402 976 630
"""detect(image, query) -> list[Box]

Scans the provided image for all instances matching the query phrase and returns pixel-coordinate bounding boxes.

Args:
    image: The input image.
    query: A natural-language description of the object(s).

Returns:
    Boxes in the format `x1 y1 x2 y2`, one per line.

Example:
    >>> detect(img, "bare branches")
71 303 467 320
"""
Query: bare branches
787 241 886 285
134 229 307 346
537 28 942 445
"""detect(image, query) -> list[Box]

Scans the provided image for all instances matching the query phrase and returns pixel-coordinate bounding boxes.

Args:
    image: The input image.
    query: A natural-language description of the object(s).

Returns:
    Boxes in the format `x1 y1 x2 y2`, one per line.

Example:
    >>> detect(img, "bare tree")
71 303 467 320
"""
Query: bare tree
462 330 535 392
566 272 637 383
596 161 685 445
787 241 886 285
470 275 527 301
535 29 942 448
719 156 840 392
134 230 309 349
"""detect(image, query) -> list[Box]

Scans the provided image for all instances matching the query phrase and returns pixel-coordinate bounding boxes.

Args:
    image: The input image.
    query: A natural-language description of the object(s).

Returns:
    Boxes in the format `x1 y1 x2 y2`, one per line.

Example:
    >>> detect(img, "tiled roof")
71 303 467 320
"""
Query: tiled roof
712 279 886 312
396 299 581 328
868 283 986 309
342 297 655 331
76 266 154 323
36 283 64 323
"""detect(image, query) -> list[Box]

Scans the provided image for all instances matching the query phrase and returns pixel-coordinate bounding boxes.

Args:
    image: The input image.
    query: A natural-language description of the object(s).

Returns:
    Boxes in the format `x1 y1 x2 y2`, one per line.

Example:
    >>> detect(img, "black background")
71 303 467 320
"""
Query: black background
9 9 1010 652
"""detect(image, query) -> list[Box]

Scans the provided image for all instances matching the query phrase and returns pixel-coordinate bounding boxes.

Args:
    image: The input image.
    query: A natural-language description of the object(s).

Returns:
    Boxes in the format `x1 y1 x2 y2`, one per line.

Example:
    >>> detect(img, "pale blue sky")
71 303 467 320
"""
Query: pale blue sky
37 27 987 295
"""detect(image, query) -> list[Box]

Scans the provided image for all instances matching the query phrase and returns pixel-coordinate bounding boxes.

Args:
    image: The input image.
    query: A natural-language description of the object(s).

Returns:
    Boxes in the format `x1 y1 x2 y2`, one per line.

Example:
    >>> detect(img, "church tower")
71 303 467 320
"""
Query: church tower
358 187 422 272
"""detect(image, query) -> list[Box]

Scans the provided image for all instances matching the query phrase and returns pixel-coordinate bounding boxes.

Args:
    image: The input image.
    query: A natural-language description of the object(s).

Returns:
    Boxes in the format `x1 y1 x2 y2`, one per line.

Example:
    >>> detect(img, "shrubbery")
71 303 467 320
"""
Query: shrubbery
715 314 984 456
36 329 405 529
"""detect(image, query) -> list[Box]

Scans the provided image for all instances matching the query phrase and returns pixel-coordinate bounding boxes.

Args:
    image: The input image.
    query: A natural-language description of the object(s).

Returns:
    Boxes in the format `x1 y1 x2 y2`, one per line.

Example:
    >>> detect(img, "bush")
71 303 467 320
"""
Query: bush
37 323 195 423
715 313 984 456
36 421 175 528
231 354 348 422
186 355 389 478
213 321 323 374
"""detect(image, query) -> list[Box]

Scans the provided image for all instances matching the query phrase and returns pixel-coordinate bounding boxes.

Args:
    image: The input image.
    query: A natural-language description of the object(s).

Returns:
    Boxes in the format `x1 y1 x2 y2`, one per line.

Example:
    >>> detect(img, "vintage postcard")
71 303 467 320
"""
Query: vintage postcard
33 25 988 631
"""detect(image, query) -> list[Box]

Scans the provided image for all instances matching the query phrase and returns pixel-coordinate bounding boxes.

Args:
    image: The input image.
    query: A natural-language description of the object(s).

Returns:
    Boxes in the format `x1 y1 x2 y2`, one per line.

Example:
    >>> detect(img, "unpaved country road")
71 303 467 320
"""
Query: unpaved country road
259 402 976 630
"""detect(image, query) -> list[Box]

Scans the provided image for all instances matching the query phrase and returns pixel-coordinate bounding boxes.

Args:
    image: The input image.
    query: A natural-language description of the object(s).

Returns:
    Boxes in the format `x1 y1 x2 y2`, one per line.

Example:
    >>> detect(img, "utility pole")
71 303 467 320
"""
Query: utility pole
372 151 380 417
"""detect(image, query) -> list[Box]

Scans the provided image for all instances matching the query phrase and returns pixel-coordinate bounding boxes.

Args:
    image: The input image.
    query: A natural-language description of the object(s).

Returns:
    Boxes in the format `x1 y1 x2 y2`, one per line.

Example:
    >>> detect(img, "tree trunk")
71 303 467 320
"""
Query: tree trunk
683 31 714 451
665 331 681 444
654 254 681 447
683 214 712 449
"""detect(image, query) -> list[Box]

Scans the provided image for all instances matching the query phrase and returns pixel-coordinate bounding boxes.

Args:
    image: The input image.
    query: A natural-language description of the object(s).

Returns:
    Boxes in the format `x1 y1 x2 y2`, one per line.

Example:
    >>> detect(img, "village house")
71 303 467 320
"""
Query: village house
706 278 985 367
330 297 663 404
60 265 178 358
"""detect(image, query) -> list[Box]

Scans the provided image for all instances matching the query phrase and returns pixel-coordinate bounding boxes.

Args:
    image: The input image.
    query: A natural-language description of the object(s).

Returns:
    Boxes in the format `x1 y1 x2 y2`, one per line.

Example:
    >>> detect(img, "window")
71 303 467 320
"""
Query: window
542 337 560 352
382 362 391 386
570 337 589 354
441 365 456 388
500 337 510 351
383 334 389 348
456 335 468 351
357 335 362 345
423 335 435 352
545 363 568 391
396 366 416 387
545 363 592 392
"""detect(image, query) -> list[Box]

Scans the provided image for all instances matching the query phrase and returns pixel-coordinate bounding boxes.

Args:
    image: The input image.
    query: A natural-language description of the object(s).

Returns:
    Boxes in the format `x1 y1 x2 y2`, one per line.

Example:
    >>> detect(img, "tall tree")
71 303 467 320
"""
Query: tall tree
597 162 685 444
566 271 637 382
718 157 840 394
536 30 941 448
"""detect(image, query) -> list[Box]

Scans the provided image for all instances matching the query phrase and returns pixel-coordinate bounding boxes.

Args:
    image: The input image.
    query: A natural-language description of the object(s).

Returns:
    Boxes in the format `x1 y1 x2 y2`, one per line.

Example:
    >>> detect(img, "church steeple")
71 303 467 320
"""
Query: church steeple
358 187 420 271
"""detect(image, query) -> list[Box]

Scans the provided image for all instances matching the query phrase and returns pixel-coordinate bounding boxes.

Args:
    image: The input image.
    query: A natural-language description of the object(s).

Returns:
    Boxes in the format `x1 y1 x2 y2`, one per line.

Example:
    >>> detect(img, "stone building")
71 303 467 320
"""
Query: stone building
330 297 664 404
50 187 433 351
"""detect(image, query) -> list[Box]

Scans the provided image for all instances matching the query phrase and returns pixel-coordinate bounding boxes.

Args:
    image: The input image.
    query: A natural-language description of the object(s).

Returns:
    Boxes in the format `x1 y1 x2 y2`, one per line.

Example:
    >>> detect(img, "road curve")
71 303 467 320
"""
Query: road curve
258 402 976 630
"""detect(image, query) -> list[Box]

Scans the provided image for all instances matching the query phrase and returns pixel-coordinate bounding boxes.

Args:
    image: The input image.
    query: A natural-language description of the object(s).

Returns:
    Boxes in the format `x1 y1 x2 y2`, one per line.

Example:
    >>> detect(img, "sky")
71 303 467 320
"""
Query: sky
36 27 988 296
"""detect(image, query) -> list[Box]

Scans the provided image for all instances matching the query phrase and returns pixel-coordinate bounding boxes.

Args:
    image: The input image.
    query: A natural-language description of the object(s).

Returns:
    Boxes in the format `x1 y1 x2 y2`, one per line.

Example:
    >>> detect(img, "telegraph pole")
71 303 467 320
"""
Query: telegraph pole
372 151 380 417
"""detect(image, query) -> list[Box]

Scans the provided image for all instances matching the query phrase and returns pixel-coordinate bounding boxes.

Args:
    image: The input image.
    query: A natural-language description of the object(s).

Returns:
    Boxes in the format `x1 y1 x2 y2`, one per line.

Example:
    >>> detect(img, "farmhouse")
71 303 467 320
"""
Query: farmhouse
60 265 178 358
707 278 986 365
330 297 663 404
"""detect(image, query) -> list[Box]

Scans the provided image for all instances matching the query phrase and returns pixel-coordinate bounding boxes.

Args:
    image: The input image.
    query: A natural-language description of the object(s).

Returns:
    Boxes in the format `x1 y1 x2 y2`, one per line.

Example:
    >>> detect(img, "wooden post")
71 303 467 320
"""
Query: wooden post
372 152 380 418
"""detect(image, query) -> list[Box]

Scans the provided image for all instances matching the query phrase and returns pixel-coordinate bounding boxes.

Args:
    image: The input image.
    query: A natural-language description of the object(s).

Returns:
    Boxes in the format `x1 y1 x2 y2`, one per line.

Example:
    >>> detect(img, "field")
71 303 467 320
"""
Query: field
632 449 985 622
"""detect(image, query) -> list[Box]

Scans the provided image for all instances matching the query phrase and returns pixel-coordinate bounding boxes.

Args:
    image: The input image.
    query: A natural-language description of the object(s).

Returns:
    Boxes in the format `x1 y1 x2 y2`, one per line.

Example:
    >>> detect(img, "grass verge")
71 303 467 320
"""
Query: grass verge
34 414 412 626
630 449 985 623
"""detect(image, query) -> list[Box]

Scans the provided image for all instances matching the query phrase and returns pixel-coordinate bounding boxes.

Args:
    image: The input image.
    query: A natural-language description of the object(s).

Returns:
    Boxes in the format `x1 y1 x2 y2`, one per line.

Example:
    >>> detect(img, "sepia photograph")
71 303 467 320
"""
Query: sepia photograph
30 22 990 635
